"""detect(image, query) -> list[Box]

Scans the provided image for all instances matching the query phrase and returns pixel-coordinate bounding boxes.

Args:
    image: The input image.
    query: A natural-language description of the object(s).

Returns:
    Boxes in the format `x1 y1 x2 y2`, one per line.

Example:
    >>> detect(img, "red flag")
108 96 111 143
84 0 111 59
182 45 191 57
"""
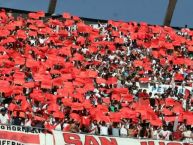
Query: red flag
28 13 40 19
107 77 117 84
82 116 91 126
96 77 106 84
149 119 162 126
162 108 173 115
53 111 64 119
174 73 184 81
70 113 81 122
72 53 84 61
0 29 10 37
62 12 71 19
34 116 46 122
165 98 175 106
112 94 121 101
26 59 40 68
71 102 84 111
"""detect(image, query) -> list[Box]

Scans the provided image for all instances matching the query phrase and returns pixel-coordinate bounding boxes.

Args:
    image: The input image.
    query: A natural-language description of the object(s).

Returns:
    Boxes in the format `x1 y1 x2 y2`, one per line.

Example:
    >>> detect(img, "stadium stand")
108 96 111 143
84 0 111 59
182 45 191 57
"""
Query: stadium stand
0 8 193 142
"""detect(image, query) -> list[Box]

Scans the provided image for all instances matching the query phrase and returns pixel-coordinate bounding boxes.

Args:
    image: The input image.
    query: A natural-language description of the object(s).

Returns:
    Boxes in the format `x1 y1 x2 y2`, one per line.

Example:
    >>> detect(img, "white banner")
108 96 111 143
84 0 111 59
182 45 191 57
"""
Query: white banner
137 82 192 95
0 124 54 145
53 131 188 145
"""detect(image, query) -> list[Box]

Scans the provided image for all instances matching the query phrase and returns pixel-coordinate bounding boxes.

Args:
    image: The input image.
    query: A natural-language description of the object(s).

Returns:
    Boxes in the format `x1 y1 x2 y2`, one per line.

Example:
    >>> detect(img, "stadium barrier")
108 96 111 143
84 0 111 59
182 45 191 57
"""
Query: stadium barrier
0 124 190 145
53 130 190 145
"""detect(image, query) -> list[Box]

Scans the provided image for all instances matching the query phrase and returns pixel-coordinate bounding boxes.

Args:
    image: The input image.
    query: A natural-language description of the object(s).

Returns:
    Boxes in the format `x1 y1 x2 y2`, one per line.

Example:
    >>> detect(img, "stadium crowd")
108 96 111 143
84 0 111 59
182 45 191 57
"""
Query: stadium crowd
0 9 193 142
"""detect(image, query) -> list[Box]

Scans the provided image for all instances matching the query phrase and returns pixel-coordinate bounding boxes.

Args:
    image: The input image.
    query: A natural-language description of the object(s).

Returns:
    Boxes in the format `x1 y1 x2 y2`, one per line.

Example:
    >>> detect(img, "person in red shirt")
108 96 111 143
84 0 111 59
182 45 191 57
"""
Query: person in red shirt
138 89 149 98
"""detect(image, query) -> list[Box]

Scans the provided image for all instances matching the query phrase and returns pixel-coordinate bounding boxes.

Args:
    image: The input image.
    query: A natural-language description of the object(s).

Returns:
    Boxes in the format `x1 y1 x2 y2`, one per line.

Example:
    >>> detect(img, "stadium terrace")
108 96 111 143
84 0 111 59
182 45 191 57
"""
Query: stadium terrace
0 9 192 144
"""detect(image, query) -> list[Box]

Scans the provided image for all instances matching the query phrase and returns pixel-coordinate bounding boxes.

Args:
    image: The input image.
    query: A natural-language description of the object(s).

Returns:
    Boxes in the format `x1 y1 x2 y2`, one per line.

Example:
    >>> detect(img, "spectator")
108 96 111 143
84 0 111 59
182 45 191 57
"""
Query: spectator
62 119 71 132
112 122 120 137
89 120 99 135
182 126 193 143
70 121 80 133
12 112 23 126
128 124 138 138
25 114 32 127
120 125 128 137
159 126 172 141
172 128 183 141
0 109 9 125
54 118 62 131
151 126 161 140
100 121 109 136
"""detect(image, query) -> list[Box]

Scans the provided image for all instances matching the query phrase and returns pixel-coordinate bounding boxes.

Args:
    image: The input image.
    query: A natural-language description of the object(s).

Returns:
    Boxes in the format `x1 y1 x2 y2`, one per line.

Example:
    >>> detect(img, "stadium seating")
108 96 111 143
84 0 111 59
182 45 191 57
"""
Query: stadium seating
0 10 192 141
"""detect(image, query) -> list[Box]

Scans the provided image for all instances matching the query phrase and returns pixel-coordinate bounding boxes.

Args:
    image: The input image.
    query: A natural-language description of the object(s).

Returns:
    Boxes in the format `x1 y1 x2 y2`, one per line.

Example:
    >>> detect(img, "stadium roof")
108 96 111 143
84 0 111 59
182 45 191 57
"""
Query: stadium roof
0 0 192 28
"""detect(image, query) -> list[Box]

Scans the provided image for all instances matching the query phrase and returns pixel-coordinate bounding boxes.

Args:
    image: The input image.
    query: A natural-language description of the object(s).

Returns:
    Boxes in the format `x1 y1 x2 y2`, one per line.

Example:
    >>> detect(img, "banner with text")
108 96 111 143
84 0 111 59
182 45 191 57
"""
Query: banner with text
53 131 189 145
137 82 192 95
0 124 54 145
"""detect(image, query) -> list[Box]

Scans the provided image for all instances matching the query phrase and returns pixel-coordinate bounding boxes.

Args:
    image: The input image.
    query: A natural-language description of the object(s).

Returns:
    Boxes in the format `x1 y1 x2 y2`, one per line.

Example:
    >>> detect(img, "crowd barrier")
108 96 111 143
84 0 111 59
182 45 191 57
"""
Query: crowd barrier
0 124 191 145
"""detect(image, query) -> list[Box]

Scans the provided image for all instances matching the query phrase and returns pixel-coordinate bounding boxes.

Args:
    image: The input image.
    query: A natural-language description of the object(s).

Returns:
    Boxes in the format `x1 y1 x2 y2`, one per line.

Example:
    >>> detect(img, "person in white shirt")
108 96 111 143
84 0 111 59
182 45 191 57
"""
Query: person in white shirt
159 126 172 140
182 126 193 143
151 126 160 140
39 37 46 44
108 55 115 60
30 38 36 46
0 109 9 125
179 123 187 132
55 123 62 131
120 125 128 137
182 99 187 110
25 117 32 127
89 120 99 135
81 47 88 54
100 121 109 136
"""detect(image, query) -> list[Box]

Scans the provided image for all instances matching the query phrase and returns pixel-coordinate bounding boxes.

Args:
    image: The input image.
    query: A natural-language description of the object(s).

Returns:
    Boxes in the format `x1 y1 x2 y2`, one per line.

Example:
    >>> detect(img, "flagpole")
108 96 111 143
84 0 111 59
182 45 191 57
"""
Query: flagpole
48 0 57 15
163 0 178 26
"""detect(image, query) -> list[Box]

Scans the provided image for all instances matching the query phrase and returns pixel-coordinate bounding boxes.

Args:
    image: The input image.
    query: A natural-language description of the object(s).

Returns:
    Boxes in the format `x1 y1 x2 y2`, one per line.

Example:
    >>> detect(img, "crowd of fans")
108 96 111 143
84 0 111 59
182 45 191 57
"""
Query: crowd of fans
0 9 193 142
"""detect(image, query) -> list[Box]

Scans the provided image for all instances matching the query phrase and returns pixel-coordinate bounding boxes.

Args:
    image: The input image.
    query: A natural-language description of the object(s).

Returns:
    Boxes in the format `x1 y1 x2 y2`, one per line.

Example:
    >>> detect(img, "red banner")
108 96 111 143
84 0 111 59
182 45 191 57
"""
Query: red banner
0 124 54 145
0 130 40 145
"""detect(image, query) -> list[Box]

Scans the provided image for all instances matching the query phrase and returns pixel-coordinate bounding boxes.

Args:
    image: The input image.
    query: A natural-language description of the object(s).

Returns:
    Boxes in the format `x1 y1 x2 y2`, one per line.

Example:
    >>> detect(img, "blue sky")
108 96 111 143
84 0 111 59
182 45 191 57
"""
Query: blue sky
0 0 192 28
